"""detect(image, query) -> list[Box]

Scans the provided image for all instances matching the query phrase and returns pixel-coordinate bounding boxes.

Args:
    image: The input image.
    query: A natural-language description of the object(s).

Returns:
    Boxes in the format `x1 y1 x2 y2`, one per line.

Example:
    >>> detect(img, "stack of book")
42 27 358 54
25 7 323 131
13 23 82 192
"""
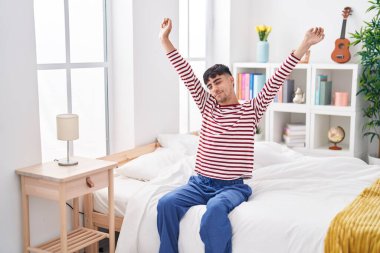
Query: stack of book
283 123 306 147
315 74 332 105
236 73 266 100
274 79 295 103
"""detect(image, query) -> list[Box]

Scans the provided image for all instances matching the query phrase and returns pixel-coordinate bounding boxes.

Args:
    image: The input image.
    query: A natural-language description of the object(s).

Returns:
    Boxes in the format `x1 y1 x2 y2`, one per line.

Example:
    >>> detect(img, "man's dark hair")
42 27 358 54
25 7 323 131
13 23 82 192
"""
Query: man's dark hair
203 64 232 84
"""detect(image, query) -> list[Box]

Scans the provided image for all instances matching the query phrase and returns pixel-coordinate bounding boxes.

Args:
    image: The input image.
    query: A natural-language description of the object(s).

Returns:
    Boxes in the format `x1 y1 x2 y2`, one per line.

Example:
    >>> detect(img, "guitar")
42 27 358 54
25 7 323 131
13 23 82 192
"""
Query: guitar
331 7 353 63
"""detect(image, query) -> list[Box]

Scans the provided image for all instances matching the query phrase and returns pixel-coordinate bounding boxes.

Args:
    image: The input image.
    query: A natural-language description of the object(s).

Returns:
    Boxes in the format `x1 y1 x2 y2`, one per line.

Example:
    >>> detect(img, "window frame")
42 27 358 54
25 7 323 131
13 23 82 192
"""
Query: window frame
35 0 111 159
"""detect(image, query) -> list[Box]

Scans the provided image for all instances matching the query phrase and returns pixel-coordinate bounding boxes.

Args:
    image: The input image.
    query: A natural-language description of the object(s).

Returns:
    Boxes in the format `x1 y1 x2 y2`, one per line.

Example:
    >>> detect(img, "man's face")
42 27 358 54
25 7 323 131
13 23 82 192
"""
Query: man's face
206 74 235 104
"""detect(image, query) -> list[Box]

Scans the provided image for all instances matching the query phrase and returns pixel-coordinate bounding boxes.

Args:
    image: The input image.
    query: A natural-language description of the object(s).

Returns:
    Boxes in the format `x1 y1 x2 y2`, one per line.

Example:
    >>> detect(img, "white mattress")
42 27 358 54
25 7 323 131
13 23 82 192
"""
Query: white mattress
115 155 380 253
93 175 146 217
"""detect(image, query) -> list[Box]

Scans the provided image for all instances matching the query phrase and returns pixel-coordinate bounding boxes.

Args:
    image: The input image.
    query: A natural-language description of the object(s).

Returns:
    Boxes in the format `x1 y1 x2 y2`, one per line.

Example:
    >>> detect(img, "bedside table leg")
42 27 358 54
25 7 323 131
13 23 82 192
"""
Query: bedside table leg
108 170 115 253
21 176 30 253
73 197 79 229
59 185 68 252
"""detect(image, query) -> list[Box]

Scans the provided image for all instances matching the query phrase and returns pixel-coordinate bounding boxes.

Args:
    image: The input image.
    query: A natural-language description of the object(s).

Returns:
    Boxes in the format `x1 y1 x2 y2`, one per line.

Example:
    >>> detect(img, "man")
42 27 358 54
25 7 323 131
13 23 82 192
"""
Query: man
157 18 324 253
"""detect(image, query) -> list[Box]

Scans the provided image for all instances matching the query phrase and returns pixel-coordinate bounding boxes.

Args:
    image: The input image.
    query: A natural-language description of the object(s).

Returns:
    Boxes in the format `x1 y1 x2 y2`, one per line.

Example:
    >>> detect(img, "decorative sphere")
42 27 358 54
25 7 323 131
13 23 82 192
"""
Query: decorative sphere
328 126 345 144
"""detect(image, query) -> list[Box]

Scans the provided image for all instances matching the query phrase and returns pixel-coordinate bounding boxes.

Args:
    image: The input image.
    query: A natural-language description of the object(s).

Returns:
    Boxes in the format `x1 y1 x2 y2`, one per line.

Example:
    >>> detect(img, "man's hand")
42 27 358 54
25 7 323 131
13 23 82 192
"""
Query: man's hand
159 18 172 41
159 18 176 53
303 27 325 47
293 27 325 59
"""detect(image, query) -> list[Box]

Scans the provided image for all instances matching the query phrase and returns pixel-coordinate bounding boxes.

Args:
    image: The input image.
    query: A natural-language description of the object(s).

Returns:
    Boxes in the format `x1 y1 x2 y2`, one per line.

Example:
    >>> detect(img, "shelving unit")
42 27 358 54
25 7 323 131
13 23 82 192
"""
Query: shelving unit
30 228 108 252
233 63 270 141
233 62 366 159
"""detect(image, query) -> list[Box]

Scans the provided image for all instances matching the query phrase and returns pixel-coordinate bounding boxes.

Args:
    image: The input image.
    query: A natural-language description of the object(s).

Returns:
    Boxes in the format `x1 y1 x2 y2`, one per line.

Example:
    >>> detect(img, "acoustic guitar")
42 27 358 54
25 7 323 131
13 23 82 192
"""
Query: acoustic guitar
331 7 352 63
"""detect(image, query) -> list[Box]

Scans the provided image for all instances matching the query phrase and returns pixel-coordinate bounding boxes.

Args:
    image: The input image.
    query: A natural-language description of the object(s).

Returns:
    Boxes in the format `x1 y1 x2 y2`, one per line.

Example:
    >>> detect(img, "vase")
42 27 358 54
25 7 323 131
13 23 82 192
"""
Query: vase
255 133 264 141
257 41 269 63
368 154 380 165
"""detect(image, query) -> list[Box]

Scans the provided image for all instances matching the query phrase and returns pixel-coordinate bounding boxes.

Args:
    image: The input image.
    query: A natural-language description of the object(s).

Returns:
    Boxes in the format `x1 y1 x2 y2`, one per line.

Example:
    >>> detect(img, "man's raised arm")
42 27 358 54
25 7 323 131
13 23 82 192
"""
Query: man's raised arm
253 27 325 122
159 18 176 54
159 18 210 114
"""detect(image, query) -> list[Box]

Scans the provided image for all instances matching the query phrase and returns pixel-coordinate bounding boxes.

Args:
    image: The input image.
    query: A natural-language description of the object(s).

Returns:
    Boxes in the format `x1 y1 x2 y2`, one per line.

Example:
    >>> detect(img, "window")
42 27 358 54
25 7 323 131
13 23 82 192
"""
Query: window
34 0 109 162
179 0 207 133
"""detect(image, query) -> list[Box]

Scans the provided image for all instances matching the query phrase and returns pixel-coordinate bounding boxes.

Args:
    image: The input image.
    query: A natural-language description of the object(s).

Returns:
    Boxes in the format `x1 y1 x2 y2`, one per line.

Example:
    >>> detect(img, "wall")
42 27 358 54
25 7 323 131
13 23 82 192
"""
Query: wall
207 0 232 67
133 0 180 146
230 0 371 64
110 0 179 152
0 0 42 250
109 0 135 153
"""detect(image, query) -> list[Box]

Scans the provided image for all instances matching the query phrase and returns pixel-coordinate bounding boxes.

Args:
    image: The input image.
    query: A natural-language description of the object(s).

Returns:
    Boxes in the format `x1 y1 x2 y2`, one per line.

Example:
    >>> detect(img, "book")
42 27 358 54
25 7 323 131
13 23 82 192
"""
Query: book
319 80 332 105
284 129 306 135
240 73 245 100
283 135 305 145
287 123 306 130
278 85 283 103
284 125 306 136
244 73 250 100
237 73 242 100
240 73 248 100
253 74 265 98
282 79 295 103
315 75 328 105
286 142 305 148
249 73 254 99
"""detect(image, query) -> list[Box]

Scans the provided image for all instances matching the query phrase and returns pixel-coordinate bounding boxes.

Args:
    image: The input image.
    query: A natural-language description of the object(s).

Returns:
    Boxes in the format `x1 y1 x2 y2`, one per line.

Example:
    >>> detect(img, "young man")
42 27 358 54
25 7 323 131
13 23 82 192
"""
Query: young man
157 18 324 253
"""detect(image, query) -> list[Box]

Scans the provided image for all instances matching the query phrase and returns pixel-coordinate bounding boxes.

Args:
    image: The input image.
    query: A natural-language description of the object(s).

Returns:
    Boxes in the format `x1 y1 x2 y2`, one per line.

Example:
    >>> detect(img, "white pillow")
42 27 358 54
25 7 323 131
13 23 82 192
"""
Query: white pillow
157 133 199 156
115 147 186 181
254 141 304 168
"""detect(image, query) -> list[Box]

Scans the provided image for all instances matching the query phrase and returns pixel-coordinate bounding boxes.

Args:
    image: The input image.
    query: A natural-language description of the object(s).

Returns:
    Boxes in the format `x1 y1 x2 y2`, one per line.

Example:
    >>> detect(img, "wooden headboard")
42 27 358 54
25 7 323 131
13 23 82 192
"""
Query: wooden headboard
98 131 199 167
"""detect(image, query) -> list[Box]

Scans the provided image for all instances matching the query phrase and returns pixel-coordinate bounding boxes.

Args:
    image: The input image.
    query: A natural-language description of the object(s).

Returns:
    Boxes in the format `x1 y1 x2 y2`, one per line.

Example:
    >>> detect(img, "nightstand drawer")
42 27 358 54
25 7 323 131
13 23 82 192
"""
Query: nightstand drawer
66 170 109 199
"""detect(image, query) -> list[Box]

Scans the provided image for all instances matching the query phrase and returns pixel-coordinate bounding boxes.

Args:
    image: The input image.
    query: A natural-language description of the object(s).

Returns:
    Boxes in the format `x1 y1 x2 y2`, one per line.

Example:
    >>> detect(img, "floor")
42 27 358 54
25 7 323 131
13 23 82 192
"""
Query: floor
97 228 119 253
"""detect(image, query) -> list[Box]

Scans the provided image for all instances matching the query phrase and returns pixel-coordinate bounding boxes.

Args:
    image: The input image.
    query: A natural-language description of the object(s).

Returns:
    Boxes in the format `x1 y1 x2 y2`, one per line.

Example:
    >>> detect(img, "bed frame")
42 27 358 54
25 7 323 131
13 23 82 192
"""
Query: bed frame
83 132 199 252
83 141 160 252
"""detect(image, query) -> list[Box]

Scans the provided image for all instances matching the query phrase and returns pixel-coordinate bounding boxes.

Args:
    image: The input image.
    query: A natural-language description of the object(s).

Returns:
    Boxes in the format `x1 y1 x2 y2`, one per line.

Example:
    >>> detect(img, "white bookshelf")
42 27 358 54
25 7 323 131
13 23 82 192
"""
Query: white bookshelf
233 62 366 159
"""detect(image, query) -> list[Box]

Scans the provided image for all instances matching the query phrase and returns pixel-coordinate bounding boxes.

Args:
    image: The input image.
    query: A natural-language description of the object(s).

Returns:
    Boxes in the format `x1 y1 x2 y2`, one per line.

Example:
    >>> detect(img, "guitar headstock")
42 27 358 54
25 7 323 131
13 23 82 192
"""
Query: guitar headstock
342 7 352 19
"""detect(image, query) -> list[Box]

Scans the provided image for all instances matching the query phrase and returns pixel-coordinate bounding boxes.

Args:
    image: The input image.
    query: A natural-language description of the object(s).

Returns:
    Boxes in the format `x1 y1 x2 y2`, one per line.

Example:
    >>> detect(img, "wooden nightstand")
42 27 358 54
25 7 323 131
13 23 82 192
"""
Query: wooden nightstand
16 157 117 253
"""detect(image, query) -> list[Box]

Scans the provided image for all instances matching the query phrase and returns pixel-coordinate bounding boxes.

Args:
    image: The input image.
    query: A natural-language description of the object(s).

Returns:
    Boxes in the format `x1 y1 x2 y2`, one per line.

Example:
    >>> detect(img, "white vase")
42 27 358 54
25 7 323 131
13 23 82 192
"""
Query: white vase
257 41 269 63
255 133 264 141
368 154 380 165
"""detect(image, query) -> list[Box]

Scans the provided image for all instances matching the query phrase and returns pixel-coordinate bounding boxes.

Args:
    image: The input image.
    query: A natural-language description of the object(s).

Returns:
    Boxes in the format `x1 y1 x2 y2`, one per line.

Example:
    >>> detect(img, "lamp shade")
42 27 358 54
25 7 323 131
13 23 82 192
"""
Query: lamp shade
56 114 79 141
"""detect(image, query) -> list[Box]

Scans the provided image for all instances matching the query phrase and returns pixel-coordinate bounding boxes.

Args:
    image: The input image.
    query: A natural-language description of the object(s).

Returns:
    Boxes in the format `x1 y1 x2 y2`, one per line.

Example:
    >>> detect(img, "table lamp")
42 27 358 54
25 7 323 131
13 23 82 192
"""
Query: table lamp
56 114 79 166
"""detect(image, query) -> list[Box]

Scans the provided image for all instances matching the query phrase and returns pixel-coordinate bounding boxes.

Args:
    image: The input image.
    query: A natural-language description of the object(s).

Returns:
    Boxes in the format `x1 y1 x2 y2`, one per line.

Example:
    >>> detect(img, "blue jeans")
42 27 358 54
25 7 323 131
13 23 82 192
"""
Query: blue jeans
157 175 252 253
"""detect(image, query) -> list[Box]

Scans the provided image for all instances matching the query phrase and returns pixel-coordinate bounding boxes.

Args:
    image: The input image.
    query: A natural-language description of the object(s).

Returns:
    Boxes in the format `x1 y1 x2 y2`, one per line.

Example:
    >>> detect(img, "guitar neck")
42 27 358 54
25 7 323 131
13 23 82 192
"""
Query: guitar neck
340 19 347 39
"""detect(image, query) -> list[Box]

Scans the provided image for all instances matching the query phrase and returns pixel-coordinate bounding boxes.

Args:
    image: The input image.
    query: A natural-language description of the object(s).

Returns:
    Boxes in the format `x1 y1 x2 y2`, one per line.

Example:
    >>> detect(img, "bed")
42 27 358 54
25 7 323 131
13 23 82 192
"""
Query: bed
85 134 380 253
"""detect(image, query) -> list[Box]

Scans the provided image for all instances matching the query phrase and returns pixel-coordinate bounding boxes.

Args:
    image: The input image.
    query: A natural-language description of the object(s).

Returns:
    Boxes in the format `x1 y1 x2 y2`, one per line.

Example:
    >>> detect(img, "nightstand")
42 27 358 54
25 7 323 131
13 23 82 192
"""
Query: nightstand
16 157 117 253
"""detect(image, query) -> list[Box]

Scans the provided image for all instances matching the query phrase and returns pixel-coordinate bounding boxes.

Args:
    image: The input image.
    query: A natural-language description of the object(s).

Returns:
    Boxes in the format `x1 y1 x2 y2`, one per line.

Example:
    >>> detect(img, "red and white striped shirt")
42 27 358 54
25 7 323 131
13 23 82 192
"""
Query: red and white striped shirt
167 50 300 180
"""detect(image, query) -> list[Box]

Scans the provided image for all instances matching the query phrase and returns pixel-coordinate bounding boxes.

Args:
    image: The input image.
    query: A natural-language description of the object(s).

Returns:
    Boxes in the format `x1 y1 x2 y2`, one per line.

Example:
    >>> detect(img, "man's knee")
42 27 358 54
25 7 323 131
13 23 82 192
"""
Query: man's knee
201 201 228 227
157 192 177 213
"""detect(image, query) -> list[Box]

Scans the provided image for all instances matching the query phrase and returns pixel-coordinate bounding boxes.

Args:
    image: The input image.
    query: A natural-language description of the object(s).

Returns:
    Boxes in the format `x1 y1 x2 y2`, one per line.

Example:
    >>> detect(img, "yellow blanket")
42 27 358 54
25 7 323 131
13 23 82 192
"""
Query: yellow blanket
325 178 380 253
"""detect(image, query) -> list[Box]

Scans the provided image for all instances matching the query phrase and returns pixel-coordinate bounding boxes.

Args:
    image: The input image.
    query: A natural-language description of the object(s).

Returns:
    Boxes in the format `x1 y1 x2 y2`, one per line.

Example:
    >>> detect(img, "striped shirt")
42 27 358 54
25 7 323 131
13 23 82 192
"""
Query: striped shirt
167 50 300 180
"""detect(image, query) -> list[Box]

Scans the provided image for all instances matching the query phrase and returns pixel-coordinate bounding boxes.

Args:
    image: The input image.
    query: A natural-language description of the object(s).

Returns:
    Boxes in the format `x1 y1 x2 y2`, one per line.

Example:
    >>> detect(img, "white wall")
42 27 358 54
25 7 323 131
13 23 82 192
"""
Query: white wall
208 0 373 64
109 0 135 153
230 0 371 63
133 0 180 146
0 0 41 250
110 0 179 152
207 0 232 67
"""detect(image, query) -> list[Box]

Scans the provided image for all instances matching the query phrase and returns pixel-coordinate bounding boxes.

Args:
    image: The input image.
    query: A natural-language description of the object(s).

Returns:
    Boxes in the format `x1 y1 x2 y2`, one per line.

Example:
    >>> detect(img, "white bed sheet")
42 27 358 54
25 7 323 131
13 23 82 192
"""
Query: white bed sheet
93 175 146 217
93 141 301 217
115 154 380 253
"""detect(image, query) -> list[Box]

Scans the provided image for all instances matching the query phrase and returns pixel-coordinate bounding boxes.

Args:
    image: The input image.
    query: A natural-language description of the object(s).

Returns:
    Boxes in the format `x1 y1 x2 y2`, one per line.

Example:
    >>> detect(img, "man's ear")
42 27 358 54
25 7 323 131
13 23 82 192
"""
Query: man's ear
229 75 235 87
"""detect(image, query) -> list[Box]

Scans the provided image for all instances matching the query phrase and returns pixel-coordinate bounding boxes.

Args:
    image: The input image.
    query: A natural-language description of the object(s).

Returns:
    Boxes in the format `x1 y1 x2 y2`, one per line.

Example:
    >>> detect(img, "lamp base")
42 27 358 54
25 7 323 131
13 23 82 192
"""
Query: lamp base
58 158 78 166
